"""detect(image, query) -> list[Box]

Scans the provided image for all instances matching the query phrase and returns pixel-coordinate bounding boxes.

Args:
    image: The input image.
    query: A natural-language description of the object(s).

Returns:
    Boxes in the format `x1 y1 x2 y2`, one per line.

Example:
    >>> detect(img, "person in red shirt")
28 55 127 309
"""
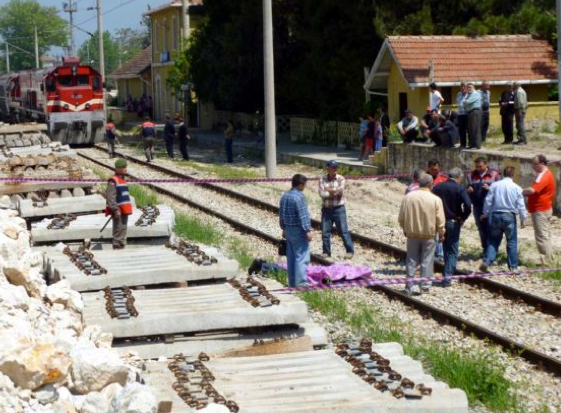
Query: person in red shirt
427 159 448 186
522 155 556 264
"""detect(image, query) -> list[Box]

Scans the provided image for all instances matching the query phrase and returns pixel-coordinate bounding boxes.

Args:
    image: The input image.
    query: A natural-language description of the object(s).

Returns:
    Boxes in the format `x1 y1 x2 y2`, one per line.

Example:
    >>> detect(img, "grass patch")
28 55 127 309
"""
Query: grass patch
128 184 160 207
174 213 224 246
226 238 254 269
296 289 518 411
185 162 262 180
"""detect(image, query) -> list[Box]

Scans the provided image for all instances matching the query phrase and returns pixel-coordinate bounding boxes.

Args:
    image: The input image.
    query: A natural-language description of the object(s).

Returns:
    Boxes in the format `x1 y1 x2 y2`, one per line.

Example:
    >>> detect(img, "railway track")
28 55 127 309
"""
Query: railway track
78 146 561 377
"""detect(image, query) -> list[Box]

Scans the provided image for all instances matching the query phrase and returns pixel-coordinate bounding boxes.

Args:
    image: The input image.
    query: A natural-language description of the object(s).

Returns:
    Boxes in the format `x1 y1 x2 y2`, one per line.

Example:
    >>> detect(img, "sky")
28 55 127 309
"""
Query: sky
0 0 162 54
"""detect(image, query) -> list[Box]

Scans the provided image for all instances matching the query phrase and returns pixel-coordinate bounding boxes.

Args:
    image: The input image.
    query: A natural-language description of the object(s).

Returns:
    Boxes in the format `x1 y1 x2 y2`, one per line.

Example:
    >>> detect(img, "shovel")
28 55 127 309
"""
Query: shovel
83 216 112 250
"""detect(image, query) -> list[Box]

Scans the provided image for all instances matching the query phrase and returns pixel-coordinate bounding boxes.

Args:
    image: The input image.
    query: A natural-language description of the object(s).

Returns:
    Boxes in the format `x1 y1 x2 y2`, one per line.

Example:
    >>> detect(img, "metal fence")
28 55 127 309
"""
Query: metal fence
214 111 292 133
290 118 361 148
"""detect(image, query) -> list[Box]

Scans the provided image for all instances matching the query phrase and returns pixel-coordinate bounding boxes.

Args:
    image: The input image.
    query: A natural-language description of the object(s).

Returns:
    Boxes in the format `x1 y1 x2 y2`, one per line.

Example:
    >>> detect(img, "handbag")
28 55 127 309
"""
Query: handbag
278 239 287 256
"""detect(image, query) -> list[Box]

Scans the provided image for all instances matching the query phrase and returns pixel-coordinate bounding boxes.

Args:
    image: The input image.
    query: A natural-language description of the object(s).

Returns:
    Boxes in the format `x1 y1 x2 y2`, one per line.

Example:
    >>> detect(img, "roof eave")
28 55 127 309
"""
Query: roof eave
408 79 558 87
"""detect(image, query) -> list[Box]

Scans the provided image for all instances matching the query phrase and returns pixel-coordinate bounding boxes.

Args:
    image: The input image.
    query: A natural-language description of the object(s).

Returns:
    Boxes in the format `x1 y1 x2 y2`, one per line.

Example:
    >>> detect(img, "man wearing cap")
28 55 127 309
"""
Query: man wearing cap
397 109 419 143
105 159 133 249
513 82 528 145
318 160 354 259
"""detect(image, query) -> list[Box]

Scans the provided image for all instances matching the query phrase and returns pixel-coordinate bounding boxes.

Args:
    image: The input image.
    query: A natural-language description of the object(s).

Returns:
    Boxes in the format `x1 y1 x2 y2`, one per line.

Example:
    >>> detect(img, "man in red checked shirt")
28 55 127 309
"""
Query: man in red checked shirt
523 155 556 265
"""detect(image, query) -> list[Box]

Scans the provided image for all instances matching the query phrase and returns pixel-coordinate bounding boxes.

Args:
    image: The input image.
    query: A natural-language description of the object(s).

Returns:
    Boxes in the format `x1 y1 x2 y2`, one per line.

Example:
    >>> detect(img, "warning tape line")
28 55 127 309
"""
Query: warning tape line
0 173 411 185
272 266 561 292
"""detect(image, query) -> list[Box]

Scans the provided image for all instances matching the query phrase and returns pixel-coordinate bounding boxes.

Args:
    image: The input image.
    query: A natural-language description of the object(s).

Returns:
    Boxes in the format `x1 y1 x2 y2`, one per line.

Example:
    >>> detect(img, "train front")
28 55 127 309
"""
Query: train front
44 57 105 145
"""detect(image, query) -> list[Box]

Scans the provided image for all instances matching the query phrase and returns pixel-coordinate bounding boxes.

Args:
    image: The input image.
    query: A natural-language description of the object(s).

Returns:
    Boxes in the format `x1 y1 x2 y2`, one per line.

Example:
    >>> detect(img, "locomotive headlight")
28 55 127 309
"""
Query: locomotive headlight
85 103 91 109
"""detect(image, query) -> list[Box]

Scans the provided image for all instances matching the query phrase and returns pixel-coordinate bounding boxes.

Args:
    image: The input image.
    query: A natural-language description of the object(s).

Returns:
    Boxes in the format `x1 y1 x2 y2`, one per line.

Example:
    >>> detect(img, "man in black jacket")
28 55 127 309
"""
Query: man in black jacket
433 167 472 287
164 113 175 159
499 83 516 144
177 117 190 161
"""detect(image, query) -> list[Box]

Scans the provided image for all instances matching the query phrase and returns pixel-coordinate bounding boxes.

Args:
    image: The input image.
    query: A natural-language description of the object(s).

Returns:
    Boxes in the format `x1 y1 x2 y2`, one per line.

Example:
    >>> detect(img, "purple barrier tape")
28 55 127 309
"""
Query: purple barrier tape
272 266 561 293
0 173 411 185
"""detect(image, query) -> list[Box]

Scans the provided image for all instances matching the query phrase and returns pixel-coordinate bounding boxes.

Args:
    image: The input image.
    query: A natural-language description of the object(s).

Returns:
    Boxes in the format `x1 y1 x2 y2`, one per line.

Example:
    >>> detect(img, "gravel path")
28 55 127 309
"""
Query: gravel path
79 147 561 412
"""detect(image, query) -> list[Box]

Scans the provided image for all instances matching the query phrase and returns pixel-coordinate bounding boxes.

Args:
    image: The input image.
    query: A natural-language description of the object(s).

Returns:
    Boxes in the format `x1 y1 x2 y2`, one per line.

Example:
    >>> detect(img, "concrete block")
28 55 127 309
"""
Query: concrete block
82 279 309 339
43 244 239 291
0 170 96 196
18 195 133 219
114 321 328 359
143 349 468 413
30 204 175 243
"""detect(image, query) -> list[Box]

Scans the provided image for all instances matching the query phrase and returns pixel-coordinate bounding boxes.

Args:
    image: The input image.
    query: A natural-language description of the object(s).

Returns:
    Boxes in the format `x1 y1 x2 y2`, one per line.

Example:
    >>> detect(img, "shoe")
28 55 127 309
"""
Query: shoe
513 140 526 145
421 282 431 292
440 281 452 288
411 284 422 295
501 141 513 145
344 252 354 260
479 262 489 273
321 253 331 259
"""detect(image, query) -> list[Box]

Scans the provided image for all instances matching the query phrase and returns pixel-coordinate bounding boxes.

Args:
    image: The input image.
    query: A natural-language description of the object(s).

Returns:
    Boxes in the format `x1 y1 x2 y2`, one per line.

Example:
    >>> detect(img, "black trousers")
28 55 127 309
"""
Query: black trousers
402 129 418 143
179 138 189 160
481 110 489 142
501 113 514 143
458 115 468 147
467 109 482 149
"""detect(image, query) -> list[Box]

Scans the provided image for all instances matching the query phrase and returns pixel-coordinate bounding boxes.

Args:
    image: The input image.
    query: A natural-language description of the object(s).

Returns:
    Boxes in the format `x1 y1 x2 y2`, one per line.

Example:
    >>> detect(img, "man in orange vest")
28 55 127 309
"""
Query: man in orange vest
105 159 133 249
140 116 156 162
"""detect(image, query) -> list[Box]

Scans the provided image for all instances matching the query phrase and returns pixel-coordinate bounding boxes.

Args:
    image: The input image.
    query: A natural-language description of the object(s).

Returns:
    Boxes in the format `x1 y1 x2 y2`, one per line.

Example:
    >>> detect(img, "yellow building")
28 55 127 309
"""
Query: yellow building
364 35 558 128
145 0 203 122
109 46 152 106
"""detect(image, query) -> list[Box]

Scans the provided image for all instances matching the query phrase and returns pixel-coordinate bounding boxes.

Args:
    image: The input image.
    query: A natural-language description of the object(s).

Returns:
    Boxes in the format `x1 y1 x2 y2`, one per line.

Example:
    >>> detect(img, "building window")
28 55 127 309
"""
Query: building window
172 17 178 50
153 19 159 53
163 18 167 52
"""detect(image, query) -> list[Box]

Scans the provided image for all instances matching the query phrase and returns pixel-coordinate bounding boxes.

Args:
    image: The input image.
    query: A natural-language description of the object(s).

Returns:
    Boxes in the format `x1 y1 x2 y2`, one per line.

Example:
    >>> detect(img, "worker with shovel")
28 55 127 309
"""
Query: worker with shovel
105 159 133 249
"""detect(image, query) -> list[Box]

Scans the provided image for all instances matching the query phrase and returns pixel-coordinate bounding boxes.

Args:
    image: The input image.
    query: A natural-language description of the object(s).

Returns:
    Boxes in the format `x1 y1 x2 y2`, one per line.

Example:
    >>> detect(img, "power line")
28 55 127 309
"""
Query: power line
78 0 142 27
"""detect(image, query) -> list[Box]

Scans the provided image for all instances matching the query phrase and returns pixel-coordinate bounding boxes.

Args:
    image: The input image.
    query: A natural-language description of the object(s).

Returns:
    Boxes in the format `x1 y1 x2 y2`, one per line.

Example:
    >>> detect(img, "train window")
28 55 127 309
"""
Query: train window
58 76 72 86
46 78 56 92
92 76 101 91
77 75 89 86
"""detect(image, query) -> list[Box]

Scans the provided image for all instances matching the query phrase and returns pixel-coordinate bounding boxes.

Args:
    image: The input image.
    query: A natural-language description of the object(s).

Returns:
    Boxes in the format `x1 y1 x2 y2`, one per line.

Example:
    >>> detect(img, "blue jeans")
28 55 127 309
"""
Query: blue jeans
285 227 310 287
443 220 461 282
473 204 488 252
225 139 233 163
374 139 382 152
484 212 518 269
321 206 354 256
435 234 444 261
165 136 174 159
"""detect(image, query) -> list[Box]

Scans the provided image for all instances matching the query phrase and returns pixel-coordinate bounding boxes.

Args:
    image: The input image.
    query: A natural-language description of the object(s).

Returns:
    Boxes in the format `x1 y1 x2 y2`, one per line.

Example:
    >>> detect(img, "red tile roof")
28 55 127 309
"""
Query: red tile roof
109 46 151 79
387 35 557 85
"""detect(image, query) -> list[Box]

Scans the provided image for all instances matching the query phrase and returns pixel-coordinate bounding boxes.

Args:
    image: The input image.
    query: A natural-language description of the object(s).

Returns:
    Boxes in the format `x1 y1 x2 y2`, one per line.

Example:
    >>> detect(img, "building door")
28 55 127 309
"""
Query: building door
398 93 408 118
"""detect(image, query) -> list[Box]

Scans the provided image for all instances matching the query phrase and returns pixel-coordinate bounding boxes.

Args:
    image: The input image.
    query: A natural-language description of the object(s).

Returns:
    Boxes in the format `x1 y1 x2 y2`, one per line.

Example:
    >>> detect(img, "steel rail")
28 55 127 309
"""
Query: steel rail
87 145 561 318
79 150 561 377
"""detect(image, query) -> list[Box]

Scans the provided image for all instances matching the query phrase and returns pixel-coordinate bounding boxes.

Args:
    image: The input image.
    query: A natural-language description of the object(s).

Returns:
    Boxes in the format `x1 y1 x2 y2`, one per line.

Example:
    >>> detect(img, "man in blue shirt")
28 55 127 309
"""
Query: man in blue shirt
280 174 313 287
463 83 482 149
433 168 472 287
480 166 527 272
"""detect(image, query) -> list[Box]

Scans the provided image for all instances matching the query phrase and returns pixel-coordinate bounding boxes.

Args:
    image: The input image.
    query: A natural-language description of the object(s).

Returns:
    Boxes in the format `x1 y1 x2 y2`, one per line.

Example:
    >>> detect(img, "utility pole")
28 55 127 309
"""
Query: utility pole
96 0 105 83
5 43 9 73
34 26 40 69
555 0 561 122
63 1 77 55
181 0 190 41
263 0 277 178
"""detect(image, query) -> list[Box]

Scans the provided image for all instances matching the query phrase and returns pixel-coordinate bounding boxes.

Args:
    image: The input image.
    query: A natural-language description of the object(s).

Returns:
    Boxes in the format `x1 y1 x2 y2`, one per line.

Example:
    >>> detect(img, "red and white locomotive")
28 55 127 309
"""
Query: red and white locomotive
0 56 105 145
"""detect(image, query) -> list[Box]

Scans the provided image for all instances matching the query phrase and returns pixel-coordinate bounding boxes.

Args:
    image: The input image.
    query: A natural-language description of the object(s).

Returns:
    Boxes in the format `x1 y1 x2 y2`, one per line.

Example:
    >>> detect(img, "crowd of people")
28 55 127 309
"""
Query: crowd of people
394 81 528 150
125 94 154 121
358 107 390 161
279 156 556 292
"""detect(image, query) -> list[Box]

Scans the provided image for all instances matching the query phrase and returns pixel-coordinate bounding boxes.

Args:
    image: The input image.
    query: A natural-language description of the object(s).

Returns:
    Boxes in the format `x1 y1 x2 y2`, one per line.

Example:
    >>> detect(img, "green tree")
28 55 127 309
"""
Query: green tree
77 31 119 79
114 28 147 67
0 0 68 71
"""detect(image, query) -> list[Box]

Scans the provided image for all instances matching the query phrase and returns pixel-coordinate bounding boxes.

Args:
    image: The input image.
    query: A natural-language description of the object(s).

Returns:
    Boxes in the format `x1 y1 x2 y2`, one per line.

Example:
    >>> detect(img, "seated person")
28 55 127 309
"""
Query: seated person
420 108 439 141
442 109 459 127
433 115 460 147
397 109 419 143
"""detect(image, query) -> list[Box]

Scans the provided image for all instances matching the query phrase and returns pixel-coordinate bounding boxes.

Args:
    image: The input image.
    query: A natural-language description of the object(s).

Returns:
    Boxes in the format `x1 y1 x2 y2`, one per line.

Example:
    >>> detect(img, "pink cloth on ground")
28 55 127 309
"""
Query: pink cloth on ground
278 262 372 286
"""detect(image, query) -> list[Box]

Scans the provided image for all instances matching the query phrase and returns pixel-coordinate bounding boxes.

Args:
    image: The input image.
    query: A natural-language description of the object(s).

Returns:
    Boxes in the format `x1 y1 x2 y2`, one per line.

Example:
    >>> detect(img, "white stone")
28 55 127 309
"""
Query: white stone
0 313 35 354
0 284 30 310
0 372 24 413
100 382 123 405
3 265 46 299
0 343 72 390
81 325 113 349
33 384 59 405
108 382 157 413
80 391 110 413
46 280 84 313
70 346 130 394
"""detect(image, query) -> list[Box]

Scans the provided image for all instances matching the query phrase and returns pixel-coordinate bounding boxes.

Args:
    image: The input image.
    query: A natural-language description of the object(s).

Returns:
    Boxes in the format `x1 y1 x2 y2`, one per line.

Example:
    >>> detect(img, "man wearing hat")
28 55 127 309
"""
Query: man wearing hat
318 160 354 259
105 159 133 249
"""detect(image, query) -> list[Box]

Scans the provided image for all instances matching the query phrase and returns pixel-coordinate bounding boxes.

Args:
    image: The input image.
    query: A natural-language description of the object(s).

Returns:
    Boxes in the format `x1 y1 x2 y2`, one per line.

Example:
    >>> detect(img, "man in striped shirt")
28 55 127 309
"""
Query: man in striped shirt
318 160 354 259
280 174 313 287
